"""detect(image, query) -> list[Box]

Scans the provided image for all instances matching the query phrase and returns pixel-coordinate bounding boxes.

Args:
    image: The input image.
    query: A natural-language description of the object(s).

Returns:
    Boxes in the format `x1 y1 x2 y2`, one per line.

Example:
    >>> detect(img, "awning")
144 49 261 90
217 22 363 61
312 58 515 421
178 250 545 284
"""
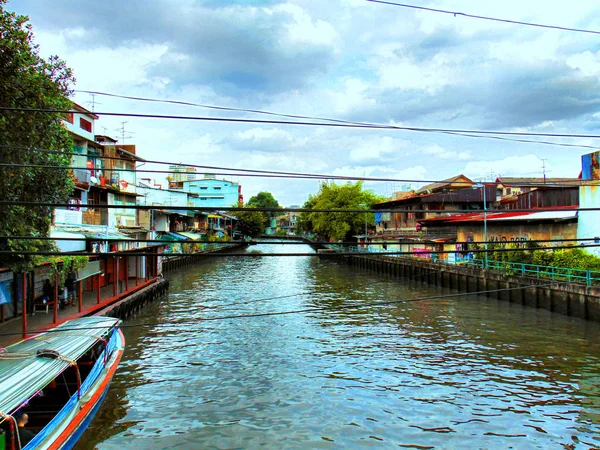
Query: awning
118 227 150 235
178 232 204 240
83 230 133 240
159 232 188 241
50 230 87 252
208 214 221 219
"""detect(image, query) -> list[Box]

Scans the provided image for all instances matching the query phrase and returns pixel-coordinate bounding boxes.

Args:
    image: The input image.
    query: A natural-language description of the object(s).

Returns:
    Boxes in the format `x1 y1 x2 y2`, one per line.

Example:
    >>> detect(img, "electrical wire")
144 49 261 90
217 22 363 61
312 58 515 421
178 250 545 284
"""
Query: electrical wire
365 0 600 35
3 106 600 139
0 160 589 187
71 90 600 150
3 236 596 246
2 243 600 257
0 201 589 213
0 144 590 187
0 281 559 338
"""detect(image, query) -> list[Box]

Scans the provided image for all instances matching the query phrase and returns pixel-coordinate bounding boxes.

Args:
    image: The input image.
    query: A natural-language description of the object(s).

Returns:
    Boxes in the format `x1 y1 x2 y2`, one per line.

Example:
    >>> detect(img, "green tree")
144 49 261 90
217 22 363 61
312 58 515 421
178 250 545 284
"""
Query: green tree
247 191 282 221
299 182 385 241
0 1 75 272
231 203 266 238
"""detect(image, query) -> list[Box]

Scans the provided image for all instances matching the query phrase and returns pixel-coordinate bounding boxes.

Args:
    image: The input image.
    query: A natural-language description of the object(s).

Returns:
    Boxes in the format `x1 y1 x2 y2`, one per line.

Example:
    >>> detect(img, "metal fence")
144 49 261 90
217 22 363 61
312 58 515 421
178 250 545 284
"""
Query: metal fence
465 259 600 286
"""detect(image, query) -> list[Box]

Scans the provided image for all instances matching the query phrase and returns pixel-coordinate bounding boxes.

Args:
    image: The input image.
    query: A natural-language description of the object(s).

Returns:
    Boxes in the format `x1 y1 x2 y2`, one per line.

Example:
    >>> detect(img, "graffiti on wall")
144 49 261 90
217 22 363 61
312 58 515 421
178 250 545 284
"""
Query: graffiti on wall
489 235 530 247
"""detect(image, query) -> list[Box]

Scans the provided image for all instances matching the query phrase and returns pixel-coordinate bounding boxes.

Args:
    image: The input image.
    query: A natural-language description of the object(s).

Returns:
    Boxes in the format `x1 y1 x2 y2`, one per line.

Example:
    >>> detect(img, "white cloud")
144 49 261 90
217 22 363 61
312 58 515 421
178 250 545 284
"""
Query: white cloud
11 0 600 205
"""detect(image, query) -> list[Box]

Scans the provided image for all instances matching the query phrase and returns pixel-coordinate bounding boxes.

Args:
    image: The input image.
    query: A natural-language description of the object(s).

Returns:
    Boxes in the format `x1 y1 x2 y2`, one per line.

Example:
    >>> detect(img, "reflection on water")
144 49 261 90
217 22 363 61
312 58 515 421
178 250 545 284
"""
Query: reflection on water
77 243 600 449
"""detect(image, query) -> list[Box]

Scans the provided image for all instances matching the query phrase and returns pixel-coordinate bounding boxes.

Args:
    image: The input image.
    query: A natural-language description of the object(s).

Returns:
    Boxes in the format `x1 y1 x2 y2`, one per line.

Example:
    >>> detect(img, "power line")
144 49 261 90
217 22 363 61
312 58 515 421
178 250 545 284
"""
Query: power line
0 281 559 338
365 0 600 35
3 236 596 246
70 90 600 150
3 106 600 139
0 201 590 213
0 148 588 186
2 243 600 257
0 161 589 187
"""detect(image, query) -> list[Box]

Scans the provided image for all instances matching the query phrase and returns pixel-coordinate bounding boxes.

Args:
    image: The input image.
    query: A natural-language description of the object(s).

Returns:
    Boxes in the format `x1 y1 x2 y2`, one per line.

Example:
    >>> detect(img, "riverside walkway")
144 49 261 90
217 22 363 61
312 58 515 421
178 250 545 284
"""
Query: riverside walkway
0 275 158 348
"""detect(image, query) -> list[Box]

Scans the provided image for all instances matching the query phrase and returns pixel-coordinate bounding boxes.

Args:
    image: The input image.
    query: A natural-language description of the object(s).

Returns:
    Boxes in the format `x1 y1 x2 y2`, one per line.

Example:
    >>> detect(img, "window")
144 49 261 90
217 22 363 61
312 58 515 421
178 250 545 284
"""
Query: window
80 118 92 133
64 113 74 124
214 186 222 190
200 197 208 200
506 188 512 195
200 186 208 190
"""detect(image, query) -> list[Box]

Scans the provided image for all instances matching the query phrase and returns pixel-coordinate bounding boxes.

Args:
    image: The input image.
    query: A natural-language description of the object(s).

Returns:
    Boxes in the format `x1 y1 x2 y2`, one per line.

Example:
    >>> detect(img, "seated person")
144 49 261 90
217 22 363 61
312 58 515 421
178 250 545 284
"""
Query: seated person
41 279 53 304
17 413 35 446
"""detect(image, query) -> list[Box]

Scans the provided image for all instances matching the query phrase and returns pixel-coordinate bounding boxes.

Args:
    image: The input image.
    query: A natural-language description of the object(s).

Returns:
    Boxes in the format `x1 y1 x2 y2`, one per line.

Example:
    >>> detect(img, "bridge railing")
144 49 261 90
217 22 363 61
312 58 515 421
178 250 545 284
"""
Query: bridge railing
464 259 600 286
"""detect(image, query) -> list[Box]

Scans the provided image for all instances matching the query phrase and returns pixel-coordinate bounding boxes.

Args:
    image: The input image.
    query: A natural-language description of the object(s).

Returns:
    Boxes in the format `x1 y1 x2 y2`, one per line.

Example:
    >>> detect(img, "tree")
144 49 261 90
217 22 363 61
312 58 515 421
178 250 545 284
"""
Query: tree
231 203 266 238
0 1 75 272
247 191 282 222
298 182 385 242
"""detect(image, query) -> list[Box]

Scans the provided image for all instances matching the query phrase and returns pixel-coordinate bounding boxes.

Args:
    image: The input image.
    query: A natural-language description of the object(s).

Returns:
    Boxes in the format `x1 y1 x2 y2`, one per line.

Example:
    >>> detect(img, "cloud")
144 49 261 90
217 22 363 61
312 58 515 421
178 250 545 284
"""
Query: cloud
462 154 549 180
15 0 339 96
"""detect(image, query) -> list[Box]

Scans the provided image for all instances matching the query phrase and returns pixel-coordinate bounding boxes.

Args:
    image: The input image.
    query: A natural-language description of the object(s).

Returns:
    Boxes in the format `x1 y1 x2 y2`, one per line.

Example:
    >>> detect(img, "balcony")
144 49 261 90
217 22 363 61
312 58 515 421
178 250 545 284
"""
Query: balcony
82 209 107 226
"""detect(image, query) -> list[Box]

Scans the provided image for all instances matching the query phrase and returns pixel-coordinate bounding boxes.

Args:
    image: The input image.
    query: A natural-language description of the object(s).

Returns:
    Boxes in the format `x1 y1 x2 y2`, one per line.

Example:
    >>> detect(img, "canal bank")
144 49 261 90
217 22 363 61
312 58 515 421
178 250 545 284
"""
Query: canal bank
330 253 600 322
77 242 600 449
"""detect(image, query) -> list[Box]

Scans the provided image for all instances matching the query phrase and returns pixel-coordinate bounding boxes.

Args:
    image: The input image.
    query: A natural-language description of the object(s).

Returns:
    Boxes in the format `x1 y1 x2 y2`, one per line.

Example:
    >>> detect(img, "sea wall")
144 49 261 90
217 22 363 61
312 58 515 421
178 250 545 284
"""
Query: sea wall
340 254 600 322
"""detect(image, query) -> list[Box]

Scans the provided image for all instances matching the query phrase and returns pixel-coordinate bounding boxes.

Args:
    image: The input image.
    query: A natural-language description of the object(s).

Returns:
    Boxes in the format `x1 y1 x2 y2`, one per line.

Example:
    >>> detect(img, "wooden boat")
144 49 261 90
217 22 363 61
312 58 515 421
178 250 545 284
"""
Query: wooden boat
0 317 125 449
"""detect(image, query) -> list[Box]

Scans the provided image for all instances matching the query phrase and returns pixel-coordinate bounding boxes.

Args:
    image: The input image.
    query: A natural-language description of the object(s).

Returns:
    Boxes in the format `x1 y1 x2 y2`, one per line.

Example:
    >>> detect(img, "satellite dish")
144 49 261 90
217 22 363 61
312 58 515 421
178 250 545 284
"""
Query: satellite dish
90 176 99 185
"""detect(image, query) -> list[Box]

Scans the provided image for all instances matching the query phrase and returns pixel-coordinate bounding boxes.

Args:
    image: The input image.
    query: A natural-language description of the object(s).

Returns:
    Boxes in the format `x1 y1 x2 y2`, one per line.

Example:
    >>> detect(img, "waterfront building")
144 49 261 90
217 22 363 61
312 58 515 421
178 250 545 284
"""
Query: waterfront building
577 150 600 257
169 165 197 182
372 174 493 234
170 174 242 233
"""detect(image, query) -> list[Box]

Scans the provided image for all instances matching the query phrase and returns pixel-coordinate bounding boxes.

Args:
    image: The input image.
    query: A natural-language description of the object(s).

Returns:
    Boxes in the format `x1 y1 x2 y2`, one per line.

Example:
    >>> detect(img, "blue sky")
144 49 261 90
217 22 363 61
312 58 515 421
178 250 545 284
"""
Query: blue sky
8 0 600 205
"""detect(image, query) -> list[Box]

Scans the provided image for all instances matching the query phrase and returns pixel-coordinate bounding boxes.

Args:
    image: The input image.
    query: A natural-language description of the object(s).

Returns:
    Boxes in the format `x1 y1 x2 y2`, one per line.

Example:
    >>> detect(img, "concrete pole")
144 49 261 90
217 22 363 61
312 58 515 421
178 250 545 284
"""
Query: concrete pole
483 185 488 269
22 272 27 338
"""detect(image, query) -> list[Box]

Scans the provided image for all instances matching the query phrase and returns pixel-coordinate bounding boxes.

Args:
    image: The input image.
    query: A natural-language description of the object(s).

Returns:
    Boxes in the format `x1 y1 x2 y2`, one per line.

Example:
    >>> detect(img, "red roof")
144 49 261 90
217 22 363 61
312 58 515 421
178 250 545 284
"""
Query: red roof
422 206 576 224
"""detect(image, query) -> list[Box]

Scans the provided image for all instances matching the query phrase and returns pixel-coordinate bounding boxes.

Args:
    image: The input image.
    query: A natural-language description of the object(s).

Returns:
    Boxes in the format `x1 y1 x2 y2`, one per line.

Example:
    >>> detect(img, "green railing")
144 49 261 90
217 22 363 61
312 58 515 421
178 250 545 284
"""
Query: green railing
466 259 600 286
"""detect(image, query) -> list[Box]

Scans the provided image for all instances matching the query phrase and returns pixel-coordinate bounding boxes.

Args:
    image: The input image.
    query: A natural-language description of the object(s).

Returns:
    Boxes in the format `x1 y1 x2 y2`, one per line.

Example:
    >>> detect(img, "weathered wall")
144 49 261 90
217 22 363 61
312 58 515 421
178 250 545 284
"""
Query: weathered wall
577 184 600 257
457 221 577 245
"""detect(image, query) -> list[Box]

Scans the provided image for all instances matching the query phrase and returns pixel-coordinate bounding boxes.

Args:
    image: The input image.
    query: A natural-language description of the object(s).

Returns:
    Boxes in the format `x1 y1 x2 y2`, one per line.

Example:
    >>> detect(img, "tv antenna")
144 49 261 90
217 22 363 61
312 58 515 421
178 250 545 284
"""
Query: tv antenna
85 93 101 112
116 121 134 144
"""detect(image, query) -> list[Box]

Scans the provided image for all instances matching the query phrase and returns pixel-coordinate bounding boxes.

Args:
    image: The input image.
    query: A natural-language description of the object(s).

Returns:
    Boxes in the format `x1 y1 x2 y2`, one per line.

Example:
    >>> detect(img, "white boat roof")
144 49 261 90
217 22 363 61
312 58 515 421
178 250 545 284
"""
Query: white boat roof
0 316 121 415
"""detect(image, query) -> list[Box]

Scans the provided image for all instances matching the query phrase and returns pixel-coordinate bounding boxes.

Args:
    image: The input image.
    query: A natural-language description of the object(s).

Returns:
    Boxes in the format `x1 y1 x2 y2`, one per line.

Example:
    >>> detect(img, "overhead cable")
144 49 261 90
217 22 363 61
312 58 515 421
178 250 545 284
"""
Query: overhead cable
0 161 589 187
365 0 600 35
0 200 590 213
71 90 600 150
0 145 589 186
2 243 600 257
2 236 596 246
2 107 600 139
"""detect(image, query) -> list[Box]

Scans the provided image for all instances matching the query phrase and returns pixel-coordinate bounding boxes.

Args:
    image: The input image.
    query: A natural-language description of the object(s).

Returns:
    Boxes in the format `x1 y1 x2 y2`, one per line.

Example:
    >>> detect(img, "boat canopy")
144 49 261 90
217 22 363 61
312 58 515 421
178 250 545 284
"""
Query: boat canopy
0 316 121 415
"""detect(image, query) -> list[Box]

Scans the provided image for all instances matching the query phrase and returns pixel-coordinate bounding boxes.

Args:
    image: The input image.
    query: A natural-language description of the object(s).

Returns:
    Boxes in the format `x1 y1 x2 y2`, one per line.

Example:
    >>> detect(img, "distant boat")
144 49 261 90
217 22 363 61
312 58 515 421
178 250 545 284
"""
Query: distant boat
0 316 125 449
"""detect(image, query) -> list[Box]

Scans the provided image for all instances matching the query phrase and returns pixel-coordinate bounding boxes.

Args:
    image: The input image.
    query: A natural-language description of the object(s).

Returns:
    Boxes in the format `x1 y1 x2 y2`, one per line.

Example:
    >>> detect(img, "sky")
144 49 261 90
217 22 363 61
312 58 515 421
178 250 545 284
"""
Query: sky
7 0 600 206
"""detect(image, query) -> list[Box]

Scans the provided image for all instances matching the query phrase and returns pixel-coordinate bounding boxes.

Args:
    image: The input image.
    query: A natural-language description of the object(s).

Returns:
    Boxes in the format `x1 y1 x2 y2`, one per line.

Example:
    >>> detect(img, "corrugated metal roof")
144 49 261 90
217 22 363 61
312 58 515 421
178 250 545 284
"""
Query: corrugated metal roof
423 209 577 224
0 317 120 414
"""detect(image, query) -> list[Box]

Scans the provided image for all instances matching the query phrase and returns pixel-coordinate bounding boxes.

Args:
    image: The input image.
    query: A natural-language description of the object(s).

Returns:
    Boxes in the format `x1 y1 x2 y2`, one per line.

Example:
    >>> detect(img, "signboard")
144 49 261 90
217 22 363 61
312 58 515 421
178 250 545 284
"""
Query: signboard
0 272 12 305
413 247 431 258
54 209 83 225
582 151 600 180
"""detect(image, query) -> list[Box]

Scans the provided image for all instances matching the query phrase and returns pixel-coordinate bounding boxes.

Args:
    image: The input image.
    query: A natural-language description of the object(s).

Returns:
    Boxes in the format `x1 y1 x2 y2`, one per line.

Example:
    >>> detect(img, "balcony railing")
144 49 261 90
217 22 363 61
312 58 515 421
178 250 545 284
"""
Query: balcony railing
82 209 103 225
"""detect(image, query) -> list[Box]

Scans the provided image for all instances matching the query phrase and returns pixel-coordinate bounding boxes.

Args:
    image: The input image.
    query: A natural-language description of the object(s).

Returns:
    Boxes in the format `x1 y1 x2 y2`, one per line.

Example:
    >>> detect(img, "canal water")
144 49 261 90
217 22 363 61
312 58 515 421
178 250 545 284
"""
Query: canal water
77 242 600 449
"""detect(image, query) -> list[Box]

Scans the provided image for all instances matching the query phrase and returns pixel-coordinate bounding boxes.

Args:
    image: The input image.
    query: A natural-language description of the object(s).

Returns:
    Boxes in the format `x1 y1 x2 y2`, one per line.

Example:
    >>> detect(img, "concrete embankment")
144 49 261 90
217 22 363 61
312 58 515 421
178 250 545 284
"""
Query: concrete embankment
336 254 600 322
95 278 169 320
